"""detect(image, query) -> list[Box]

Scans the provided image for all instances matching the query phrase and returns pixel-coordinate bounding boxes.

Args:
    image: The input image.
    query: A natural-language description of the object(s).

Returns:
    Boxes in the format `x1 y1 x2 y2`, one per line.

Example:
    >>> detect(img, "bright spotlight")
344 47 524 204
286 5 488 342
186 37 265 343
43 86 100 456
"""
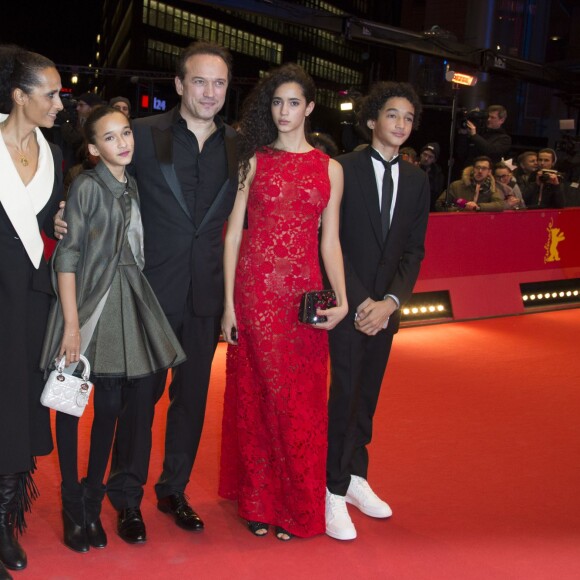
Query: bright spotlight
445 70 478 86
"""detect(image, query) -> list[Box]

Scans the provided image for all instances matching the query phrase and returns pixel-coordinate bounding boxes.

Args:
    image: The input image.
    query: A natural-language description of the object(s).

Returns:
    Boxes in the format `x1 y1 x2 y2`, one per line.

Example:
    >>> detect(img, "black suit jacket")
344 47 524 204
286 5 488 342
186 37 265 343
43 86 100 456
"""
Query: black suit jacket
131 108 238 318
336 147 430 334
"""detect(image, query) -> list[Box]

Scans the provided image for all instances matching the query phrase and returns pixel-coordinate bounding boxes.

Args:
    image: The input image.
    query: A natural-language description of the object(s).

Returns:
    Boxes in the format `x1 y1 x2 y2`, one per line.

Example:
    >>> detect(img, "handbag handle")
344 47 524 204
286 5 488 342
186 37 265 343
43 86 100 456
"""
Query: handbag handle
55 355 91 381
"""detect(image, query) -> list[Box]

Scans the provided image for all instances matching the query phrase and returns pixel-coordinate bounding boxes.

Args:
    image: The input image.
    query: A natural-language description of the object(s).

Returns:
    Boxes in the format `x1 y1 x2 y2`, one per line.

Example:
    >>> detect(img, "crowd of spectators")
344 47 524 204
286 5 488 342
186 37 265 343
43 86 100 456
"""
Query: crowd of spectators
51 94 580 213
435 156 504 212
311 101 579 212
418 105 578 212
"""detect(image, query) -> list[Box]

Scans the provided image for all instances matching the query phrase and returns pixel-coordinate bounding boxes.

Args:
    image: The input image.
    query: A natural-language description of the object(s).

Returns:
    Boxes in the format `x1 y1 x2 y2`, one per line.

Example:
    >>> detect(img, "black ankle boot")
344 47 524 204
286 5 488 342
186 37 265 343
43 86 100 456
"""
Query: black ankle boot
81 479 107 548
61 482 89 553
0 474 27 571
0 560 12 580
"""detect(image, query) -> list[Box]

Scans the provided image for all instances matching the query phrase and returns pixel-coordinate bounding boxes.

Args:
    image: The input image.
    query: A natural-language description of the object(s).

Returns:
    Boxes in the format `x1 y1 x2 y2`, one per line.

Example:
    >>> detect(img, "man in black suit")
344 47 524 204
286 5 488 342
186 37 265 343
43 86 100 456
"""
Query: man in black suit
108 42 238 542
49 43 236 545
55 42 237 543
325 82 430 540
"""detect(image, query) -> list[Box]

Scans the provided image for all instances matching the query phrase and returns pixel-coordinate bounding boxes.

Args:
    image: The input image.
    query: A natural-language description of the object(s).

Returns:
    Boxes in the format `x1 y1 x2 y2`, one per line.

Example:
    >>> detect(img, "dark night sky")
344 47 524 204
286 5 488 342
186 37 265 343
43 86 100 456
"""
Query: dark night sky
1 1 100 66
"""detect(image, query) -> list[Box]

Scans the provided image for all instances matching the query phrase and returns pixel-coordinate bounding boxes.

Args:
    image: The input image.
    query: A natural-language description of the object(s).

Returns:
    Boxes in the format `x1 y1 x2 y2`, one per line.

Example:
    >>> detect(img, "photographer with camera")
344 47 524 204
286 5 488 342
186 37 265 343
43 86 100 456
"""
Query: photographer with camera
458 105 512 167
523 148 566 209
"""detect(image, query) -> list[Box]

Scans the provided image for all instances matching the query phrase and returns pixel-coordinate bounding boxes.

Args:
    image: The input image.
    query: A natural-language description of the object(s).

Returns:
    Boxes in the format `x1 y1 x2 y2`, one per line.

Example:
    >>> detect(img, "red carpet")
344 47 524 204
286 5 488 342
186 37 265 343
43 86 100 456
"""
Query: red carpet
20 309 580 579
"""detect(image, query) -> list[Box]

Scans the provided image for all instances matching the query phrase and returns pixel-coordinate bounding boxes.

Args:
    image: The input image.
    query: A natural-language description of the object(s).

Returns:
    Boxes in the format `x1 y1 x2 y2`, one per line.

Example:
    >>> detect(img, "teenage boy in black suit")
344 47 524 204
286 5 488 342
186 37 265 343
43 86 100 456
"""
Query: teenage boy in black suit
325 82 430 540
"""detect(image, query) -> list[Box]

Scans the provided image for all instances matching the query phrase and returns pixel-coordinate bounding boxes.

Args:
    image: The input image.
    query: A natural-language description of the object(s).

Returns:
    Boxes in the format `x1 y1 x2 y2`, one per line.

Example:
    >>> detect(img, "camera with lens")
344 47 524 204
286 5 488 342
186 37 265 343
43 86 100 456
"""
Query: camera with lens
459 108 489 133
539 169 563 183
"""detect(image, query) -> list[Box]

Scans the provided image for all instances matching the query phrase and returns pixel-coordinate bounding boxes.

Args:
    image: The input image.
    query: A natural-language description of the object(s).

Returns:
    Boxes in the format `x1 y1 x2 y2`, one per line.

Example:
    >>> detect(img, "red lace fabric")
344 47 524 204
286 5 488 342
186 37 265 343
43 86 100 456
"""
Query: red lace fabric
219 148 331 537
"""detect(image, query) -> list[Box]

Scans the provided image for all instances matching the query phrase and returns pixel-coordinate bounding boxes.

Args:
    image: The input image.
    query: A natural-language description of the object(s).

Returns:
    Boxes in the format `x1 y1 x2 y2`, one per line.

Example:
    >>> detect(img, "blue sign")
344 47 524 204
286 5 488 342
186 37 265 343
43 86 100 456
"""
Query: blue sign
153 97 166 111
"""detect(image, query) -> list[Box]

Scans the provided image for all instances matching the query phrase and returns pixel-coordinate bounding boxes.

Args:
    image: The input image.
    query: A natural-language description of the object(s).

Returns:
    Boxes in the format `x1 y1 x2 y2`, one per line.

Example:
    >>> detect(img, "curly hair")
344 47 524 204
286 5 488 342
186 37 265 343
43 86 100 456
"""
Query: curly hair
358 81 423 133
237 63 316 188
0 44 56 114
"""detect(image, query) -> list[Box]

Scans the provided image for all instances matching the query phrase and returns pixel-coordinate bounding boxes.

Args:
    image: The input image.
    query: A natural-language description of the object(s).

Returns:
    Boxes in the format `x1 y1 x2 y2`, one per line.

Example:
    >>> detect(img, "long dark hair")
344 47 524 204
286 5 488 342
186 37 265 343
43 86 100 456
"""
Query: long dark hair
237 63 316 188
0 44 56 113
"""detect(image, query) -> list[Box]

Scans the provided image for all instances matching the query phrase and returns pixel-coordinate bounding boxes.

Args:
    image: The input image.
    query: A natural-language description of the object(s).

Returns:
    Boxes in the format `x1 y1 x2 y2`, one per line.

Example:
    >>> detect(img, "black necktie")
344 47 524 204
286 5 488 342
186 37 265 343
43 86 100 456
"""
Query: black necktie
370 149 399 239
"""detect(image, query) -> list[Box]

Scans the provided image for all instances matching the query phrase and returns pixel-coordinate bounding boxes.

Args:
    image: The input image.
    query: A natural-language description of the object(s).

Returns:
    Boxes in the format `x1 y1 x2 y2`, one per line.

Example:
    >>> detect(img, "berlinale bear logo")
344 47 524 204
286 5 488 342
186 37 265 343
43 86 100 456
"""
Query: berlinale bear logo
544 217 565 263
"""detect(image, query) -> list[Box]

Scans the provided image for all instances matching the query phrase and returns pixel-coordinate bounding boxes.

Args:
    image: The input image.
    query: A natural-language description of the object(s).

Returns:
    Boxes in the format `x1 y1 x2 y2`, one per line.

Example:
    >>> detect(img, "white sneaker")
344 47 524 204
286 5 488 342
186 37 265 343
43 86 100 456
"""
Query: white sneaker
325 488 357 540
345 475 393 518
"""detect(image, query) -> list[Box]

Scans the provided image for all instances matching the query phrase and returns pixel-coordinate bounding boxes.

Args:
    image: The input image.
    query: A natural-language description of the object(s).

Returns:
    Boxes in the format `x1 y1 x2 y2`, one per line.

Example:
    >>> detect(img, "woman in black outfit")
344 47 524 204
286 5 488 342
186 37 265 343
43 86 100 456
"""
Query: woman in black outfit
0 45 64 579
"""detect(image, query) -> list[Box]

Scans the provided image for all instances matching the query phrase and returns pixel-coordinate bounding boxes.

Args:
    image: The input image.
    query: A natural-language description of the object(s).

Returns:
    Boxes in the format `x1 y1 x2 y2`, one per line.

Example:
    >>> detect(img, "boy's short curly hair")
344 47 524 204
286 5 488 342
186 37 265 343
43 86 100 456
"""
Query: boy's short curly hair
358 81 422 130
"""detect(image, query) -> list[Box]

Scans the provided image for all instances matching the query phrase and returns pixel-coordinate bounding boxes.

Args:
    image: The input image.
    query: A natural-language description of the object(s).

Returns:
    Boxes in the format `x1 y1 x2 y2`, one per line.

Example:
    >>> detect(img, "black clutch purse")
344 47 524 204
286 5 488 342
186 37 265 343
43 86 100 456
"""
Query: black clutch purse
298 290 337 324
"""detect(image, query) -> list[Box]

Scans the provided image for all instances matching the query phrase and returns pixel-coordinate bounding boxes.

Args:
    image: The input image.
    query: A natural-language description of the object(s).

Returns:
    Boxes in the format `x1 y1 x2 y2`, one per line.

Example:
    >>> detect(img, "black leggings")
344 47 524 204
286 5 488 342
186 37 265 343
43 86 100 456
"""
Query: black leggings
56 378 123 488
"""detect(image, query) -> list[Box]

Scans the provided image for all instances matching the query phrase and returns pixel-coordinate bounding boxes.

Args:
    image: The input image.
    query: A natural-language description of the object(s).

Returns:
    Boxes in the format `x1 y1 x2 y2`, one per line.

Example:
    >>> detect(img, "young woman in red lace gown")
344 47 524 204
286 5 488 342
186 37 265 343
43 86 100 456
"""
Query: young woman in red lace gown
219 64 347 540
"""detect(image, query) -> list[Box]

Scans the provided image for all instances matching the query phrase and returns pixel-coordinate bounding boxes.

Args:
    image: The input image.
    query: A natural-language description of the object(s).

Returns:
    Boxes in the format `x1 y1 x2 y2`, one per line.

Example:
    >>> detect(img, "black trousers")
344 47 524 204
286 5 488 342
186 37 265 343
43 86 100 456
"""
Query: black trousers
326 320 393 497
57 377 126 489
106 306 220 509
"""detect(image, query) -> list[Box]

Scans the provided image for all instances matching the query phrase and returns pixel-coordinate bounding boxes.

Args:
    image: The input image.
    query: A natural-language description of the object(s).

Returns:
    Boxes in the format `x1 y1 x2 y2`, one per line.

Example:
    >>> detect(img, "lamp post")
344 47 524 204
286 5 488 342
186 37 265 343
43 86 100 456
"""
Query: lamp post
443 70 478 207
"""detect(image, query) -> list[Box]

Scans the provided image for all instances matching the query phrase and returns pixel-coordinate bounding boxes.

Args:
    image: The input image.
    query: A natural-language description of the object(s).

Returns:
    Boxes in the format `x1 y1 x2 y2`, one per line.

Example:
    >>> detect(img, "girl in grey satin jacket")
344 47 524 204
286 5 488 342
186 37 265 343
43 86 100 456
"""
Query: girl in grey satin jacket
41 107 185 553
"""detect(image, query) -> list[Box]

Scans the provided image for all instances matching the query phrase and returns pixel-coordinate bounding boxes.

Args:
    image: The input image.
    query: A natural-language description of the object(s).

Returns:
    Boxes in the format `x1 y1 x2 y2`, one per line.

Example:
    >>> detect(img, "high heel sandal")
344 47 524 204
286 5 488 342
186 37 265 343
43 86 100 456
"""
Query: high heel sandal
247 521 269 536
275 526 293 541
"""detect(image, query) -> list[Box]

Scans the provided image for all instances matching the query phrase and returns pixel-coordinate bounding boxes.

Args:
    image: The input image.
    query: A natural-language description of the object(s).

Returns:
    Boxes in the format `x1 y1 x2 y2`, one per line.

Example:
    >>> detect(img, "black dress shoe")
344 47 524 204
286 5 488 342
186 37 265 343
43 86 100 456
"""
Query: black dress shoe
117 508 146 544
157 494 204 531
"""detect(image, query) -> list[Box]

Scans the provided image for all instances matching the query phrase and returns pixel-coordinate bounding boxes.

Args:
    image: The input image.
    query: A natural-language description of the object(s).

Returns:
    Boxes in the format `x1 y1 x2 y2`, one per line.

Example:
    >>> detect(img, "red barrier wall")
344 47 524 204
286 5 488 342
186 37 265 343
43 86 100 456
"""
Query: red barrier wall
414 208 580 320
43 209 580 322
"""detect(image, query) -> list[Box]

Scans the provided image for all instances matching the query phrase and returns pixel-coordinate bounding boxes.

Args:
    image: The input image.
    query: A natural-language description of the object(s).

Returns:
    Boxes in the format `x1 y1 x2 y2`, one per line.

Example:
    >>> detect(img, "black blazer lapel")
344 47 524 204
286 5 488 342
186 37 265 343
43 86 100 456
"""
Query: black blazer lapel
152 125 193 223
196 126 237 235
355 148 383 248
196 178 230 234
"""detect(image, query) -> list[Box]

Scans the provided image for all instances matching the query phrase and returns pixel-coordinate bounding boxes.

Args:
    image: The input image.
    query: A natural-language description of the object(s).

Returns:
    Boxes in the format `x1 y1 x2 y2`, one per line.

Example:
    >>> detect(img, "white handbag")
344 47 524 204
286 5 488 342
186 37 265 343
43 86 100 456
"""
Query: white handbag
41 355 93 417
